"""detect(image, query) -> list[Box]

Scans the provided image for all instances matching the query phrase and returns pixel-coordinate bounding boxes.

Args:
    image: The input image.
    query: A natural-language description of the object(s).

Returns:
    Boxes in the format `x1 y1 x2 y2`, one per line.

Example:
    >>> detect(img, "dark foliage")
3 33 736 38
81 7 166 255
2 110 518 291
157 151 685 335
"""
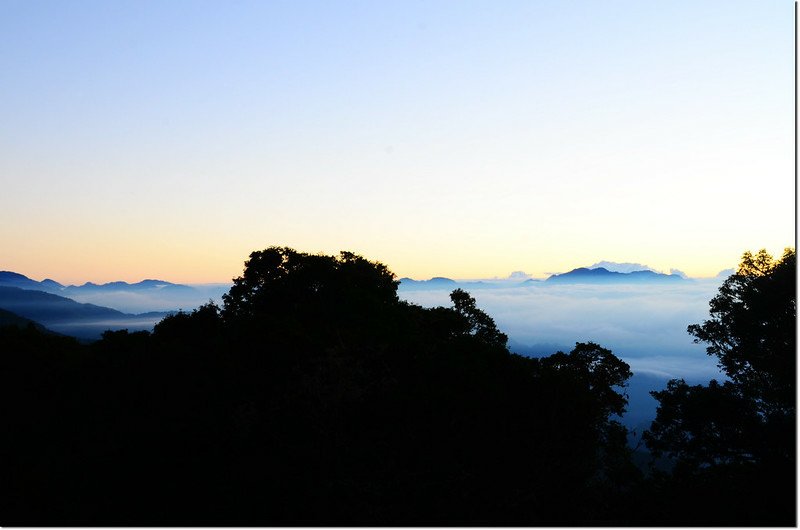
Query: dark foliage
2 247 640 525
642 248 796 525
688 248 795 417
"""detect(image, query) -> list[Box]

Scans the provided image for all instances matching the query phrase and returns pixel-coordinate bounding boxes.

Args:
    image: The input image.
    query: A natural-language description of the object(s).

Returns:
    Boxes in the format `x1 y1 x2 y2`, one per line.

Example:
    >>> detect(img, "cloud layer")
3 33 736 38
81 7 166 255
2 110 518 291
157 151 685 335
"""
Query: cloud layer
399 279 728 430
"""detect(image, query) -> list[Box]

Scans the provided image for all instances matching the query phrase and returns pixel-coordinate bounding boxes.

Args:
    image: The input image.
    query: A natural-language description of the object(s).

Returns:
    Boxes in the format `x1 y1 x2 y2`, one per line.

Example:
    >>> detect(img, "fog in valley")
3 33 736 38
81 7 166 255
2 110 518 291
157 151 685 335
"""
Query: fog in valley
22 271 728 432
61 277 728 385
63 284 233 314
398 279 728 432
400 280 725 380
56 276 728 387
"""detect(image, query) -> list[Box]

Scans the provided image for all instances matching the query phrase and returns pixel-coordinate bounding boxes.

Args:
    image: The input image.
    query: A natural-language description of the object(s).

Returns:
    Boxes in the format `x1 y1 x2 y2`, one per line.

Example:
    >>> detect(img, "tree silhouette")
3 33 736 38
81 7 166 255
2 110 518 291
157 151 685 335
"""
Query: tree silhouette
688 248 795 417
541 341 632 419
2 246 640 525
222 247 398 321
642 248 796 525
449 288 508 347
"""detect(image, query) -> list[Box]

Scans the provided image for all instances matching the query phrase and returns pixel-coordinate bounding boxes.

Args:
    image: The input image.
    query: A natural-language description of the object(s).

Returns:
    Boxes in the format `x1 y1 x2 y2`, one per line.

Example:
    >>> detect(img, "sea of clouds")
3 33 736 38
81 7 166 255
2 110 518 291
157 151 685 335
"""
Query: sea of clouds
398 279 729 433
63 284 233 314
61 272 730 434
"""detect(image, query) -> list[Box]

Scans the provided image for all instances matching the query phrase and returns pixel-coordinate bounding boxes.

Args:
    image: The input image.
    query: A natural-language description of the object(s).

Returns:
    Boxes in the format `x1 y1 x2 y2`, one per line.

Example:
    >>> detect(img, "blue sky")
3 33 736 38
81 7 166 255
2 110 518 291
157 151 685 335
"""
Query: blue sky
1 0 794 282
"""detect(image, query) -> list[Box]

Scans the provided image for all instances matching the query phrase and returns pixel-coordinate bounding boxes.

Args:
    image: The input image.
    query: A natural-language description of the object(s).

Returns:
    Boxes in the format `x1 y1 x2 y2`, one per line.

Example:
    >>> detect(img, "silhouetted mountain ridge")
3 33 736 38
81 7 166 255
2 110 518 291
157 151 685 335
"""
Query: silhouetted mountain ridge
546 267 684 284
0 286 170 339
0 286 125 320
0 271 231 314
398 267 682 289
398 277 457 290
0 271 65 291
66 279 194 294
0 271 193 294
0 307 51 332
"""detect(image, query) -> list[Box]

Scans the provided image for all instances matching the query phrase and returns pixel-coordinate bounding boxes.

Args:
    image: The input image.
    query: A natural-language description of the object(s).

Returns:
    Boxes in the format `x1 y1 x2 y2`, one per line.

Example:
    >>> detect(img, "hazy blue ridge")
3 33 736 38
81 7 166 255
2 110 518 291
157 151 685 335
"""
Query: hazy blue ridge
0 271 215 313
398 266 683 290
0 271 65 292
0 286 126 320
63 279 195 294
398 277 458 290
0 286 170 340
546 267 684 284
398 276 536 291
0 307 53 333
0 270 196 294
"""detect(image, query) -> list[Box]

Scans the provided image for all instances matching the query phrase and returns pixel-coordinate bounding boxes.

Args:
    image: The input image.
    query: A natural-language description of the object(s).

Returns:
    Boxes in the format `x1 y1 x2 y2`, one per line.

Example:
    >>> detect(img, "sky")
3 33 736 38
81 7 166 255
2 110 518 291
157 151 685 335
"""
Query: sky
1 0 794 284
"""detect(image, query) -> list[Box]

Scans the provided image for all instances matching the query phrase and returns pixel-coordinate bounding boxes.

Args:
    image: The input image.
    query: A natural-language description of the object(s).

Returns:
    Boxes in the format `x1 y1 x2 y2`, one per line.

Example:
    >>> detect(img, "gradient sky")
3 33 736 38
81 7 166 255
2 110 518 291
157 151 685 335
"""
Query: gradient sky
1 0 794 283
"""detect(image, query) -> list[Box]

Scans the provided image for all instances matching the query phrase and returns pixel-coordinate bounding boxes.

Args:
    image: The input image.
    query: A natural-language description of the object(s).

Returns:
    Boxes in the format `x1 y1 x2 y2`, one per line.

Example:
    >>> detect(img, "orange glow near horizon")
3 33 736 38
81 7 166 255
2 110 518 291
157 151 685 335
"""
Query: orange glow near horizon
3 233 793 286
0 2 792 289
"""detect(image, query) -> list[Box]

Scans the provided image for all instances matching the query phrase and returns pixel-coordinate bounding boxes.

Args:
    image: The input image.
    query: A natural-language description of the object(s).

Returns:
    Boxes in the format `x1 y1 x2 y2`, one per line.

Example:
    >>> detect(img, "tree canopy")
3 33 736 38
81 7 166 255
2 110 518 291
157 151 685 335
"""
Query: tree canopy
3 246 637 526
688 248 795 416
642 248 796 525
5 246 792 525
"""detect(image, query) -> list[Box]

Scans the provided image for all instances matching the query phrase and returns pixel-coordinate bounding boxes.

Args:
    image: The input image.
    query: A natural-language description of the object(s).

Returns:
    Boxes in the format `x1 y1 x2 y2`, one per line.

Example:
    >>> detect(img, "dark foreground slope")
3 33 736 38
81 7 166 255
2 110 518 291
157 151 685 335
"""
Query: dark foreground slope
2 247 794 526
2 247 639 526
0 308 49 331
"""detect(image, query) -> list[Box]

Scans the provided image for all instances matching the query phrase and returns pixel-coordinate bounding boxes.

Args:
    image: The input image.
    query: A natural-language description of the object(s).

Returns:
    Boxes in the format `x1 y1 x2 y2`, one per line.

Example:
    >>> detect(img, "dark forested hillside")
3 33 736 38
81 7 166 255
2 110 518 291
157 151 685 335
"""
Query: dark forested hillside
1 247 795 526
0 308 47 330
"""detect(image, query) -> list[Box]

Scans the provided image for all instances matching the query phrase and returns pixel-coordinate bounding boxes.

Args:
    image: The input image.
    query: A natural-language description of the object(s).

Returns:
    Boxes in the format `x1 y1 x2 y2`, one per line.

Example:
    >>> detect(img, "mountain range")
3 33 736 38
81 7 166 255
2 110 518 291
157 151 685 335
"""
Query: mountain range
399 266 684 289
0 271 231 314
0 286 170 340
545 267 684 284
0 271 193 295
0 264 691 339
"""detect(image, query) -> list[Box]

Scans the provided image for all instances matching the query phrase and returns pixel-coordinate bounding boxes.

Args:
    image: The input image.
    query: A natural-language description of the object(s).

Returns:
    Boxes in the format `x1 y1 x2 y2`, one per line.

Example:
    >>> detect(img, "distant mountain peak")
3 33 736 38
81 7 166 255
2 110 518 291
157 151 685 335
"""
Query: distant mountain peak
398 277 458 291
0 270 194 298
399 276 455 283
70 279 180 291
0 271 64 291
547 267 682 284
0 271 30 279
